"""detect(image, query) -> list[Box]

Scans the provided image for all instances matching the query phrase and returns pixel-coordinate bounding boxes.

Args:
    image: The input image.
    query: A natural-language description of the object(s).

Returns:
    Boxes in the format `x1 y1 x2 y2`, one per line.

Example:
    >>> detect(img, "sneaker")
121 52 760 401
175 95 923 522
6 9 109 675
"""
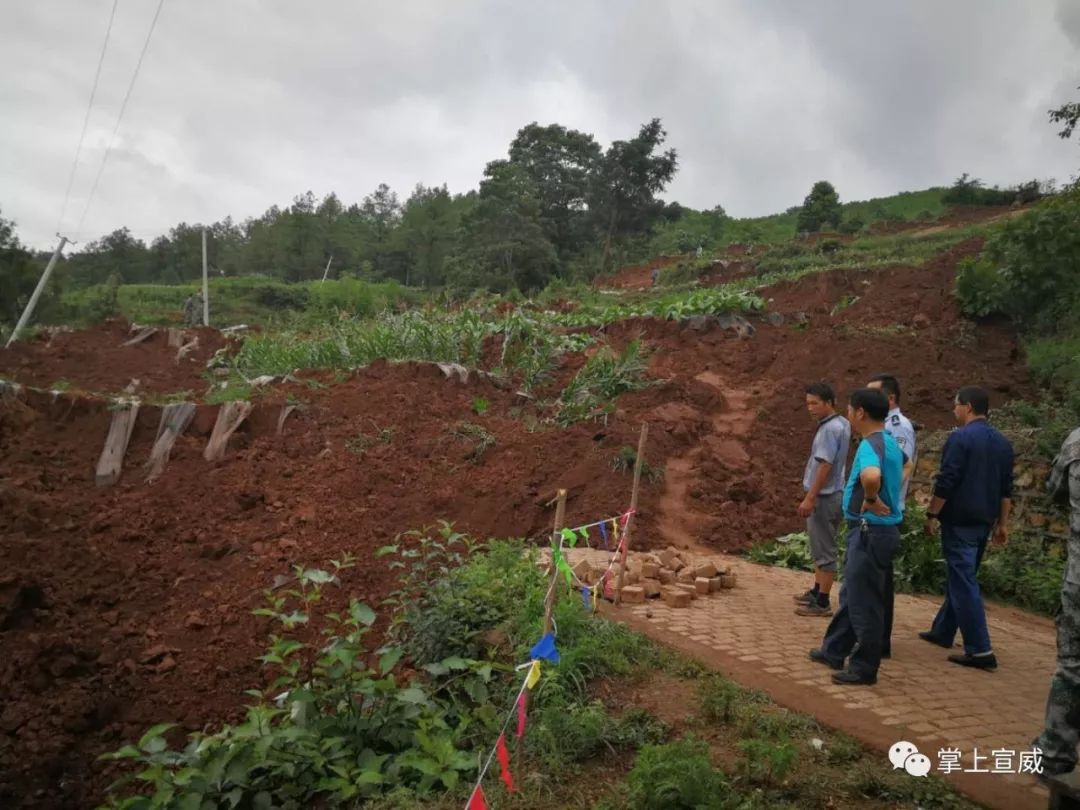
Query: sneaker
918 631 952 648
795 602 833 617
948 653 998 671
793 588 818 605
832 669 877 685
809 649 843 670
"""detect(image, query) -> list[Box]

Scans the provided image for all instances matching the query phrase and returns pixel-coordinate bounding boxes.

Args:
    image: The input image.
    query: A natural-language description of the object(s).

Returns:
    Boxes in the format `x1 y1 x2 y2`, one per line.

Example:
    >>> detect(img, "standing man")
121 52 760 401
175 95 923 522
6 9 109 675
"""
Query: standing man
794 382 851 617
867 374 916 658
808 388 905 685
919 386 1014 671
1034 425 1080 776
182 294 197 326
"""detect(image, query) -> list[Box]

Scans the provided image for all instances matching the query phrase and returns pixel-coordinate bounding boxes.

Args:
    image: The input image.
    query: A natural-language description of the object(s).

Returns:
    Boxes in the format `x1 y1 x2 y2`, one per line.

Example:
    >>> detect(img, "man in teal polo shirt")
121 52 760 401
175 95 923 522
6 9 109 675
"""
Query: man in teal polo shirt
809 388 906 685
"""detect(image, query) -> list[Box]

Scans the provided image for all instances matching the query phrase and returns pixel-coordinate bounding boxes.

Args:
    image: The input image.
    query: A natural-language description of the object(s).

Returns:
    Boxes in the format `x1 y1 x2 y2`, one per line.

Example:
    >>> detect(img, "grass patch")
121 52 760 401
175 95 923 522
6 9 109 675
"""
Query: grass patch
555 339 650 425
449 422 496 463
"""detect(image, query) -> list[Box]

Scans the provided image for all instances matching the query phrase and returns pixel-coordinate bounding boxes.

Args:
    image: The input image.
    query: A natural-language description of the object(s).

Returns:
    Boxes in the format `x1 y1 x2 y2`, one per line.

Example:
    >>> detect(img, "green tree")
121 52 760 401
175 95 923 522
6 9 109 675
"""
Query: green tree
589 118 678 270
0 210 53 328
449 161 557 292
1050 86 1080 140
508 123 601 260
396 184 462 287
795 181 841 233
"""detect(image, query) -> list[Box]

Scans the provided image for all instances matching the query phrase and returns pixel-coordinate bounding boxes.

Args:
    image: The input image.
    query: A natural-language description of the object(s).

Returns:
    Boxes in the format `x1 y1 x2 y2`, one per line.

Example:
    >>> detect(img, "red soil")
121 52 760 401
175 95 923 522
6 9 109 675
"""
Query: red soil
0 237 1031 808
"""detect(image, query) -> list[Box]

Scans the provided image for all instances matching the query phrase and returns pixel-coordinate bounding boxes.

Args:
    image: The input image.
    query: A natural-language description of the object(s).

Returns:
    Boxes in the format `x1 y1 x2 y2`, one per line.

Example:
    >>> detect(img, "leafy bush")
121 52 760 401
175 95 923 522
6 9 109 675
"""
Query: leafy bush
954 256 1007 317
736 738 797 786
981 532 1066 615
626 737 729 810
957 189 1080 327
556 339 649 425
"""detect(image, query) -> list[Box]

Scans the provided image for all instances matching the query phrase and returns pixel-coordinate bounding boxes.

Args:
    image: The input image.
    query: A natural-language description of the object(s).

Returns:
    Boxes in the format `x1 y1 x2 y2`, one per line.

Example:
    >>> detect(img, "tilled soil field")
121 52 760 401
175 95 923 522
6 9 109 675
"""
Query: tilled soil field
0 240 1031 808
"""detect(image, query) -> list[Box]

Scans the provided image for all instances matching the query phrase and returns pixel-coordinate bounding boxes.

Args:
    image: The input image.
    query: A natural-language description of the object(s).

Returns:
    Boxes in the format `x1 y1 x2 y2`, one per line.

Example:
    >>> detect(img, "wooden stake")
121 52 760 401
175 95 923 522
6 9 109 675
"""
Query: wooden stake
122 326 157 347
203 400 253 461
145 402 196 481
95 400 140 487
615 423 649 605
541 488 567 635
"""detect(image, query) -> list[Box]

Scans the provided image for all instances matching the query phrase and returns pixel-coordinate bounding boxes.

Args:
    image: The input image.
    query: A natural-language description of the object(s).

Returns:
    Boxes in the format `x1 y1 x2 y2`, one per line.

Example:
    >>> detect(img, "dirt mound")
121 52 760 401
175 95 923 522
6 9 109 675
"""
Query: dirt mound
0 319 232 396
594 255 684 289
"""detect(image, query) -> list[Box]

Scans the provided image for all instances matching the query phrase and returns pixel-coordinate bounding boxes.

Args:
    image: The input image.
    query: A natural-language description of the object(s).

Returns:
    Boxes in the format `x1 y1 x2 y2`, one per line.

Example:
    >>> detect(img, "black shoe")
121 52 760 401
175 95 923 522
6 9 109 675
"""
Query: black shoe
809 649 843 670
793 588 818 605
795 602 833 617
832 669 877 685
948 653 997 671
918 631 952 649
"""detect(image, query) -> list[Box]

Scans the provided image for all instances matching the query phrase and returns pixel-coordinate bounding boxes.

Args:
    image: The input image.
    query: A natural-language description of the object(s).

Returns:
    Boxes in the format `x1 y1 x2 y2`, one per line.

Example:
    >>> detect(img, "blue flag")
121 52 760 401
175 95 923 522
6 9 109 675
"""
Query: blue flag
529 632 560 664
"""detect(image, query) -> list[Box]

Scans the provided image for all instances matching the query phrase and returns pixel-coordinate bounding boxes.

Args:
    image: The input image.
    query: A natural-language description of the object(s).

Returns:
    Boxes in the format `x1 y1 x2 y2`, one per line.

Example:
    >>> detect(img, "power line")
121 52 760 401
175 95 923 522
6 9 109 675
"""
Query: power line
75 0 167 238
56 0 119 235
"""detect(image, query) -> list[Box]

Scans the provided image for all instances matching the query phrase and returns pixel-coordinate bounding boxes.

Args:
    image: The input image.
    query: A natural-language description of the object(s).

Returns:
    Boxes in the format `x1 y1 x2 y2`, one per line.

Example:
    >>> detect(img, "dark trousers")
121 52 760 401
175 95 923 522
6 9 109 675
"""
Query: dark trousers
883 564 894 655
928 523 992 655
821 521 901 677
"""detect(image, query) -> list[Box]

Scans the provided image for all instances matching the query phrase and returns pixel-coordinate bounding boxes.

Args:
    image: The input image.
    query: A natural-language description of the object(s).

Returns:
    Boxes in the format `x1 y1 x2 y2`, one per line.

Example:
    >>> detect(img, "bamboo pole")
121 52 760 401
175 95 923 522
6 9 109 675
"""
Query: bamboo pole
541 488 567 635
615 423 649 605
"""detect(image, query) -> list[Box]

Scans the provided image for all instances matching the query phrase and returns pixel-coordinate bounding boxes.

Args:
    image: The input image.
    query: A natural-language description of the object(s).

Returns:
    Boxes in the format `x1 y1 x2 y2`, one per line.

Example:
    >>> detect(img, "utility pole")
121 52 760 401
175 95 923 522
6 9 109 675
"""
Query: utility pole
320 255 333 283
201 228 209 326
6 235 69 348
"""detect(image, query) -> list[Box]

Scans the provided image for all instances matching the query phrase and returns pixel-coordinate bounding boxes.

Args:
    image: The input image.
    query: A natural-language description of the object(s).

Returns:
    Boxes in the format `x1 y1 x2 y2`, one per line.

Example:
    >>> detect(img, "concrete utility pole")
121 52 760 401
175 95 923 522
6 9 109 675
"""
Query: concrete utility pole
201 228 209 326
6 235 69 348
320 255 334 283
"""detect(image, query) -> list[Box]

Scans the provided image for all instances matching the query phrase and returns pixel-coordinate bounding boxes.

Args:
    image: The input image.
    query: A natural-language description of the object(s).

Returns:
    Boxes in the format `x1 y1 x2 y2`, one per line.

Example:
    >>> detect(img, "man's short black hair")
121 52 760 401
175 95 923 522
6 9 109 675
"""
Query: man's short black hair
805 382 835 405
868 373 901 405
956 386 990 416
849 388 889 422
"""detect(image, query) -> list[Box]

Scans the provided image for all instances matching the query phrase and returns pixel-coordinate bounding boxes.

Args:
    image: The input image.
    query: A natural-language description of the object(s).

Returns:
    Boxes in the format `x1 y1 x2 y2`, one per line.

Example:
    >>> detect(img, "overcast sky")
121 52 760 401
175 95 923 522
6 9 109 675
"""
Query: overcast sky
2 0 1078 250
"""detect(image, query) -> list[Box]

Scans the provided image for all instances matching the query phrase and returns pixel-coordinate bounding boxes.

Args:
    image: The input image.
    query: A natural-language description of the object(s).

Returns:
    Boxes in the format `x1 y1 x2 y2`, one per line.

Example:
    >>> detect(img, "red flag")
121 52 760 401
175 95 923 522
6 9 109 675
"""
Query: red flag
496 733 516 793
516 691 527 738
467 783 488 810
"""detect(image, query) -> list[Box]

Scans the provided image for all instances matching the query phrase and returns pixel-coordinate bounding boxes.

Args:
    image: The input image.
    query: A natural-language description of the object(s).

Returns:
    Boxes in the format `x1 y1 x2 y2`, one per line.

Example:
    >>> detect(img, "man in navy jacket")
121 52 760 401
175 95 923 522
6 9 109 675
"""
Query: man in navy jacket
920 386 1014 671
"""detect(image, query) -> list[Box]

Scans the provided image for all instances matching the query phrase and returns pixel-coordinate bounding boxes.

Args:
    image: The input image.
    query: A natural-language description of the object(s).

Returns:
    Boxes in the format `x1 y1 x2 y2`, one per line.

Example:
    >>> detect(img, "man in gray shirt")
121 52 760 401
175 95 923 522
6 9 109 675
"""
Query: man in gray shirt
795 382 852 616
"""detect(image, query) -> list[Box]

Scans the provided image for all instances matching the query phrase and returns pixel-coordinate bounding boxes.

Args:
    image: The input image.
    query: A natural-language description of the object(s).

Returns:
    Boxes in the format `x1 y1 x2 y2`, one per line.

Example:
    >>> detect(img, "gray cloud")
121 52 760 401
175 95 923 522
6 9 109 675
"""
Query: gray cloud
1 0 1077 250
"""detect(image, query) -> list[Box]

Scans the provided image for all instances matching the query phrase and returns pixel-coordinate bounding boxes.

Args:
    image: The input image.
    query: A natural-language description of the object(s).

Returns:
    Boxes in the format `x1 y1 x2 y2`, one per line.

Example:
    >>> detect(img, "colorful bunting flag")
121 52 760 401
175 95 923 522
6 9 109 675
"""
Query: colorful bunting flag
598 520 609 548
561 527 577 548
581 585 591 609
496 733 516 793
467 783 488 810
516 691 527 738
621 510 632 528
578 526 590 546
529 632 560 663
525 660 541 690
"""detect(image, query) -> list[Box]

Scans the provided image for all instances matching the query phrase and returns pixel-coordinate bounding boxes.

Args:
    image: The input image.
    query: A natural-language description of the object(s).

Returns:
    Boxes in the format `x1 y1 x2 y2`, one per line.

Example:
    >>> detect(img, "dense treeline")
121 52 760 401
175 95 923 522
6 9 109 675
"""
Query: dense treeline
15 119 679 299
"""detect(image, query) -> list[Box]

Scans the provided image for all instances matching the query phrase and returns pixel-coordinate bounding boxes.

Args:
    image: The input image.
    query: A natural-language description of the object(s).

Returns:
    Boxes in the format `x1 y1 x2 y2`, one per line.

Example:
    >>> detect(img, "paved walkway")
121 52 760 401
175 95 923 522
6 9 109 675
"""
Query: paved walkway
571 549 1057 810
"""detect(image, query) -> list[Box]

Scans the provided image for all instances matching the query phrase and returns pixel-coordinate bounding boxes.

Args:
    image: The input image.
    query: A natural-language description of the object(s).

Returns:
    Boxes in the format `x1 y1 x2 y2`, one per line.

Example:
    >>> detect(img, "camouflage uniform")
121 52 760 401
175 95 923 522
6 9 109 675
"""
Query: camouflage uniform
1035 427 1080 774
183 296 196 326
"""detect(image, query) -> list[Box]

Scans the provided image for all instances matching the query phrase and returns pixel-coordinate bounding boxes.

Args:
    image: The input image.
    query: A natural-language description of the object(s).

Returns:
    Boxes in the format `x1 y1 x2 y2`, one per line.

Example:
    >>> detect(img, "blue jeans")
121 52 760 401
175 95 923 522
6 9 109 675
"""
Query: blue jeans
821 521 900 678
928 523 992 655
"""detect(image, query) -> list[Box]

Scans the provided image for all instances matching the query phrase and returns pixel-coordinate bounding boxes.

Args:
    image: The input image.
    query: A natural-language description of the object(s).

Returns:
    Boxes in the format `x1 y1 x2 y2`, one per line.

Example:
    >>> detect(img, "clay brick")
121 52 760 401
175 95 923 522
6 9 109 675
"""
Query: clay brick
641 578 662 598
694 562 718 579
662 588 692 608
720 573 737 589
626 570 641 584
642 562 661 579
677 569 696 584
674 583 698 599
657 549 677 567
695 577 711 594
709 576 724 592
658 568 676 584
621 585 645 604
670 557 686 572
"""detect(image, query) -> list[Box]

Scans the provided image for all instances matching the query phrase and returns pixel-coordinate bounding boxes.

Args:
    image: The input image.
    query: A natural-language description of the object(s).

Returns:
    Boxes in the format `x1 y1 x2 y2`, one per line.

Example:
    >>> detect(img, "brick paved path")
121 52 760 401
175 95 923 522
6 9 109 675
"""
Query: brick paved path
569 548 1056 810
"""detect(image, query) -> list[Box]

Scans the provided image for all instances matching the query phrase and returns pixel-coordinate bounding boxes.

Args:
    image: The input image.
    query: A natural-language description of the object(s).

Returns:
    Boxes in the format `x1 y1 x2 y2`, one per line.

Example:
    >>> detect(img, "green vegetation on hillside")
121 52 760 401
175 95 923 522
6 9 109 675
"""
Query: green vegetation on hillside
100 532 972 810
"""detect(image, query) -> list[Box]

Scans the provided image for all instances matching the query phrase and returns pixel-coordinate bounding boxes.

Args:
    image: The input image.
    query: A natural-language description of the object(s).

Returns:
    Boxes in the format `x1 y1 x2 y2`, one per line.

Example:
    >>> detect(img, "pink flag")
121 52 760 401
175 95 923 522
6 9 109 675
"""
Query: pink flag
496 733 516 793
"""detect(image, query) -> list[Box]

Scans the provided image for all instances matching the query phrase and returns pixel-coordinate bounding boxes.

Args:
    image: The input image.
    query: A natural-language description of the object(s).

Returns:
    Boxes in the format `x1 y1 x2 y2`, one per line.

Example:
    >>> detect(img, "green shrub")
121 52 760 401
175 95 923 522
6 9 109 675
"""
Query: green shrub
981 532 1066 615
626 737 729 810
954 256 1007 317
736 738 797 786
555 339 650 425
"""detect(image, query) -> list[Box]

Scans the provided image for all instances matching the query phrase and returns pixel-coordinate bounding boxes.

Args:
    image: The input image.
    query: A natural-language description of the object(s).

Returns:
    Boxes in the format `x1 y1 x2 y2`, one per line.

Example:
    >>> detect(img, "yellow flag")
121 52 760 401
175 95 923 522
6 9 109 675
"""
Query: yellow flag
525 660 541 690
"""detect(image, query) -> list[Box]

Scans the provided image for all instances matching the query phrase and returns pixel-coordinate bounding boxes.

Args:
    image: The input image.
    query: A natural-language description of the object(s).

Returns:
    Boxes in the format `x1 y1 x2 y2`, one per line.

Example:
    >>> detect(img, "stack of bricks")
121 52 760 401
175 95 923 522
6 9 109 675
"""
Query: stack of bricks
618 547 737 607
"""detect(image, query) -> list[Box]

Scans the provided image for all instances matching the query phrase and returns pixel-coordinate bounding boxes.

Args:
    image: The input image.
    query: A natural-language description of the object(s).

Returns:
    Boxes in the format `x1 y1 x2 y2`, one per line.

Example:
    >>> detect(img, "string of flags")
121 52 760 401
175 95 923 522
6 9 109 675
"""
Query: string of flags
465 507 634 807
464 633 561 809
